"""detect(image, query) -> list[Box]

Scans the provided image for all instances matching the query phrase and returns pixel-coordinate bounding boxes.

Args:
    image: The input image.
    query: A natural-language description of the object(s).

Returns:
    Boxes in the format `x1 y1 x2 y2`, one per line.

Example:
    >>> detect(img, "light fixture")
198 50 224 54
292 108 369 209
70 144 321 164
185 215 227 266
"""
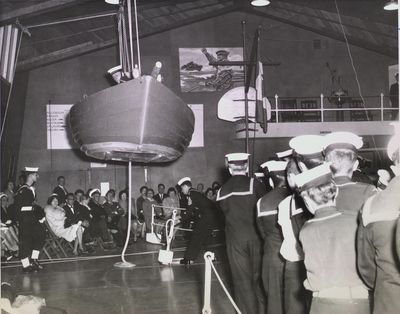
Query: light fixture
105 0 119 4
251 0 271 7
383 0 399 10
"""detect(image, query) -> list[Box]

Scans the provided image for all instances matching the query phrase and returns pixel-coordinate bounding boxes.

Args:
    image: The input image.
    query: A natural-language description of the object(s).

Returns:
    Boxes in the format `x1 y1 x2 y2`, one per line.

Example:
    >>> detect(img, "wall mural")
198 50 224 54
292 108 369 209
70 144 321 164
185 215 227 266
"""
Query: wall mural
179 47 244 93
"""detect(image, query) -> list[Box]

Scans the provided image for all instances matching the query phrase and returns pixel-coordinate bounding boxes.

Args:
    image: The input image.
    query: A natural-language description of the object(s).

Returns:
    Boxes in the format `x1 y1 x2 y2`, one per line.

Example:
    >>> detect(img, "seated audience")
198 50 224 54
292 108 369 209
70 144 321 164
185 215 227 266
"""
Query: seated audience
136 186 147 224
197 183 204 194
205 188 214 201
44 194 86 256
142 189 159 233
154 184 167 205
162 187 180 219
118 190 139 242
4 180 15 205
103 189 126 246
0 193 19 258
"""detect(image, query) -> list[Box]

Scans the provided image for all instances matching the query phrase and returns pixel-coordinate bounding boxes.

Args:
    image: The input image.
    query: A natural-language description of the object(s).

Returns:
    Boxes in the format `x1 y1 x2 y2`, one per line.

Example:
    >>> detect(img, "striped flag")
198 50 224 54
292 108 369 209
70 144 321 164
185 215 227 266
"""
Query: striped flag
255 61 271 133
0 24 20 84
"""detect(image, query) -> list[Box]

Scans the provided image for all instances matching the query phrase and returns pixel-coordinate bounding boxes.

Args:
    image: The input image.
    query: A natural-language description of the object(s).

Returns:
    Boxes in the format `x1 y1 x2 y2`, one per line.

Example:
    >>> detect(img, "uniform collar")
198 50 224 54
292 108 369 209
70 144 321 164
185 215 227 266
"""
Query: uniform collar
313 206 340 219
333 176 353 185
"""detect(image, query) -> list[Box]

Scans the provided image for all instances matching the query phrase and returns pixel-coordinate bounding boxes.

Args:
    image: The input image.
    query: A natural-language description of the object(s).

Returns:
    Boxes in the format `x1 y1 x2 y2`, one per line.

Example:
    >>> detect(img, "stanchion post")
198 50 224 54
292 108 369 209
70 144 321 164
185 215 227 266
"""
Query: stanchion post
114 160 136 268
202 251 215 314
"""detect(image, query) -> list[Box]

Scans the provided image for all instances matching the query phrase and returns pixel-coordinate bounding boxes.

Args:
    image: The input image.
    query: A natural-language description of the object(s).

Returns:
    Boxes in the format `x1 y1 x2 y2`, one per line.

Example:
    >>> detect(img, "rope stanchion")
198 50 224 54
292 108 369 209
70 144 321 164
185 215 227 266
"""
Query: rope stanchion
202 251 242 314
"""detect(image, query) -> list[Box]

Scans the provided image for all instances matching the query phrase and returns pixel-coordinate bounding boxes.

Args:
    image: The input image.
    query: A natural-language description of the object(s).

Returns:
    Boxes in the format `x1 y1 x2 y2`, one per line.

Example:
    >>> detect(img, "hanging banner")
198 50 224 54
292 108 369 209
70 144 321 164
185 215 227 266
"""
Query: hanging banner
46 104 77 149
188 104 204 147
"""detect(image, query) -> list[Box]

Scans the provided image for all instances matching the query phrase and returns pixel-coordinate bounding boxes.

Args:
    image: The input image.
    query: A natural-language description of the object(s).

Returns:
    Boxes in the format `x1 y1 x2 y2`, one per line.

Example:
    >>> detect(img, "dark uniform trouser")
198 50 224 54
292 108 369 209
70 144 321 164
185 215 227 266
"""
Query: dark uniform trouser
19 217 45 259
262 251 285 314
226 239 265 314
284 260 311 314
310 297 370 314
184 215 214 260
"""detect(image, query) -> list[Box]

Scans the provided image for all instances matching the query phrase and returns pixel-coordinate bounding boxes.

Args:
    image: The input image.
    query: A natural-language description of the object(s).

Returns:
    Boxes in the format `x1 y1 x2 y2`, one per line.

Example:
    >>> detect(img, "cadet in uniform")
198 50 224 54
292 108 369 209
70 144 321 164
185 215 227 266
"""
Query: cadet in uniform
277 135 325 314
357 132 400 314
323 131 376 216
14 167 46 273
256 160 289 314
216 153 266 314
178 177 219 265
297 163 370 314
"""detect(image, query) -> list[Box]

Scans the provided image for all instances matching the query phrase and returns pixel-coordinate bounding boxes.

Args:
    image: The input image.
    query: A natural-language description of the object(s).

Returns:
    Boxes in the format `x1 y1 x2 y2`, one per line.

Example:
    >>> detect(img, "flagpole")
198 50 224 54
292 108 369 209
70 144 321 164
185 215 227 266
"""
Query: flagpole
241 20 250 157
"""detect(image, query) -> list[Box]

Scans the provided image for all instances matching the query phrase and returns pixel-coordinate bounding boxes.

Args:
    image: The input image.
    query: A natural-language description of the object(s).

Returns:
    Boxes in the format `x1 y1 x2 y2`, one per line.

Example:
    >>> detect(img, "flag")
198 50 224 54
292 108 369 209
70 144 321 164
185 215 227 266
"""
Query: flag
255 61 271 133
0 24 19 84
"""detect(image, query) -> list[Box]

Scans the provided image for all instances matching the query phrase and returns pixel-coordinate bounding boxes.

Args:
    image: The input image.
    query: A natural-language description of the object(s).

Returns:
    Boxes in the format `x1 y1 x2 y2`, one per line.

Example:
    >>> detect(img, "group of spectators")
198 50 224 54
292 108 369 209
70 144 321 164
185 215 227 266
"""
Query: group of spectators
0 174 222 260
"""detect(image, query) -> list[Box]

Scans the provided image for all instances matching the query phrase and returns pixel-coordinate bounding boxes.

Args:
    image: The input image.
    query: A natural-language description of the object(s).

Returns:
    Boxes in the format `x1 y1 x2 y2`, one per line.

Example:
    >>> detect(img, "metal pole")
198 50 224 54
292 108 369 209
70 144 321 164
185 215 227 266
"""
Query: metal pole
242 20 249 155
202 251 215 314
320 93 324 122
380 93 384 121
114 161 136 268
275 94 279 123
127 0 135 74
27 12 117 29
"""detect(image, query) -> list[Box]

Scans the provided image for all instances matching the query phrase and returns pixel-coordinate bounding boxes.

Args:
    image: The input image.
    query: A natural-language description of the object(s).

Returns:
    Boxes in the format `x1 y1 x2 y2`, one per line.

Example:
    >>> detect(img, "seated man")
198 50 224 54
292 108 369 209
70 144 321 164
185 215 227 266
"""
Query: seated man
88 189 113 244
103 189 126 246
297 163 369 314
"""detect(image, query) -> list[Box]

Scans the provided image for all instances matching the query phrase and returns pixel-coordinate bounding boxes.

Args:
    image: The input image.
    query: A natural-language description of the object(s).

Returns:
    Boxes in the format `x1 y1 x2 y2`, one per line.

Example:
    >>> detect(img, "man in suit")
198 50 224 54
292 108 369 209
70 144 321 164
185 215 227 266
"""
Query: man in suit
63 193 83 228
52 176 68 205
178 177 219 265
153 183 167 205
216 153 266 314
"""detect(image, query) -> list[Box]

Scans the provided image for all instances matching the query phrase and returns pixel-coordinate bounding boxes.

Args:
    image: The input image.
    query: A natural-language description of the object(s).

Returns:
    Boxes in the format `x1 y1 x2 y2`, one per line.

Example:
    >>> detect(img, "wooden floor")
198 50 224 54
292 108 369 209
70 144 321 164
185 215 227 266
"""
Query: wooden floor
1 240 236 314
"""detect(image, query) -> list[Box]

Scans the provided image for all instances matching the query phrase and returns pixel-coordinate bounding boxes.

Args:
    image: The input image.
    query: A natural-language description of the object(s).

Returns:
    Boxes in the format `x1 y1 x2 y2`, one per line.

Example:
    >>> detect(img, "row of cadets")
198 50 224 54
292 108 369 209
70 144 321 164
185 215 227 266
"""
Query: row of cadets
357 122 400 314
256 160 290 314
295 163 370 314
14 167 46 273
216 153 267 314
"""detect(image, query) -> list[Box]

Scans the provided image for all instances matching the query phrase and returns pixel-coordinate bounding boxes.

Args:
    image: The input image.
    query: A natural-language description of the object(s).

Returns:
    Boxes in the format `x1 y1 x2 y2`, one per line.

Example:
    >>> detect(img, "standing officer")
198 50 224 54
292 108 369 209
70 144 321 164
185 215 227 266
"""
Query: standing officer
323 131 376 217
14 167 46 273
216 153 266 314
256 160 289 314
178 177 219 265
357 131 400 313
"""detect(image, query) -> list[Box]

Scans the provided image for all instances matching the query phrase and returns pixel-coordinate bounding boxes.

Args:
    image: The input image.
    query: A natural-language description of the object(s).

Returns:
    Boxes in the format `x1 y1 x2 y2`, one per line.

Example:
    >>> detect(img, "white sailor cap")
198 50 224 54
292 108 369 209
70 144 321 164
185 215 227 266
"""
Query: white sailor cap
254 172 265 178
88 188 101 198
178 177 191 186
260 160 288 173
276 149 293 159
107 65 122 75
24 167 39 173
225 153 250 163
289 135 324 157
323 131 363 153
294 162 333 192
0 193 7 200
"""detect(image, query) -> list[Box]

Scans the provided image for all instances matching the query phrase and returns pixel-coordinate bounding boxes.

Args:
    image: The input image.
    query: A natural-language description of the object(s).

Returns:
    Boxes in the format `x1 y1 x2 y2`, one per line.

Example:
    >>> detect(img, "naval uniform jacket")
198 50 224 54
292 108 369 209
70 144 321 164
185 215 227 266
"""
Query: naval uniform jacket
300 206 366 292
257 187 290 261
334 176 376 216
14 185 44 222
357 176 400 314
217 175 266 243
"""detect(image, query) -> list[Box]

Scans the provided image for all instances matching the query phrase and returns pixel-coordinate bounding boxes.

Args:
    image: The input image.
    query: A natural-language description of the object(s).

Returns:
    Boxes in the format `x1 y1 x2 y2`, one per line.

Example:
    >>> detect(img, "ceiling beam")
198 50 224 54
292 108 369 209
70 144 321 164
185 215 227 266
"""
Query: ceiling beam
16 5 237 72
0 0 93 24
245 8 397 59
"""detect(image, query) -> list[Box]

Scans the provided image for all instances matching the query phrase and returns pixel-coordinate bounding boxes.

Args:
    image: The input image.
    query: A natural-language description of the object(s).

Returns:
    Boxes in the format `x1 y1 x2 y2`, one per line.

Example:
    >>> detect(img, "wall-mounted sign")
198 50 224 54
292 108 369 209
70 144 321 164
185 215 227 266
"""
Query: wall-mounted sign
46 104 77 149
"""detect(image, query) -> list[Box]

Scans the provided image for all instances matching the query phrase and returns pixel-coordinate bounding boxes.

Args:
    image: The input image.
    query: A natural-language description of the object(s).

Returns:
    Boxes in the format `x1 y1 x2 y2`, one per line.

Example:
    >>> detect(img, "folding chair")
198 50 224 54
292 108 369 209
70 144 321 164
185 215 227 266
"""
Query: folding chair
43 221 70 258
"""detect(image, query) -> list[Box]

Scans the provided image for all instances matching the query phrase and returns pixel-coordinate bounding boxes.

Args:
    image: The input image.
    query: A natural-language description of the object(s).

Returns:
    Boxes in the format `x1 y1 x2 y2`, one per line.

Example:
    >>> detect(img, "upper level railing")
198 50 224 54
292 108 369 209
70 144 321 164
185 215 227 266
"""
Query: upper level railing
266 94 399 123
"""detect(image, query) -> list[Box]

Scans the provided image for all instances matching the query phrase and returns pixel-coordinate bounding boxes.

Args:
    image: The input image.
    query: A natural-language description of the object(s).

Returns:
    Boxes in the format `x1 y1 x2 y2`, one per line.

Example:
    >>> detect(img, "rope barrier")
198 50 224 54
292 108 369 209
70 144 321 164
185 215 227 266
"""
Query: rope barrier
202 251 242 314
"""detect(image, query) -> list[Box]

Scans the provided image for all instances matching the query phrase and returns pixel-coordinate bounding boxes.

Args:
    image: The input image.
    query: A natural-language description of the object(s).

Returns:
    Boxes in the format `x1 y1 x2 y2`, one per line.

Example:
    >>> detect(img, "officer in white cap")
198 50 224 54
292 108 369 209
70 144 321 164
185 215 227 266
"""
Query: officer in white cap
14 167 46 273
216 153 266 314
323 131 376 217
88 188 113 244
296 163 370 314
276 149 293 161
256 160 289 314
357 129 400 314
177 177 220 265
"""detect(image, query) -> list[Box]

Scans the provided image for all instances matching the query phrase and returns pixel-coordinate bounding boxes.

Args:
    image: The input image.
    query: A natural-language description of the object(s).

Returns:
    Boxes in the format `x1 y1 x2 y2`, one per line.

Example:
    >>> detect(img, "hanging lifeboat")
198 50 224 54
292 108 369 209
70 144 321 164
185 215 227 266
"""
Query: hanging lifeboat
69 75 195 163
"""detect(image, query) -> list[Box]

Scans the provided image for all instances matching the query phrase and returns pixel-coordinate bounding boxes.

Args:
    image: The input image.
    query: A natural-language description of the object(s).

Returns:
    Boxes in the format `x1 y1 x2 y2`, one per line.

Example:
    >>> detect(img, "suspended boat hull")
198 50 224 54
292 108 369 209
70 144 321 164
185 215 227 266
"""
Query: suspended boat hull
69 75 195 163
